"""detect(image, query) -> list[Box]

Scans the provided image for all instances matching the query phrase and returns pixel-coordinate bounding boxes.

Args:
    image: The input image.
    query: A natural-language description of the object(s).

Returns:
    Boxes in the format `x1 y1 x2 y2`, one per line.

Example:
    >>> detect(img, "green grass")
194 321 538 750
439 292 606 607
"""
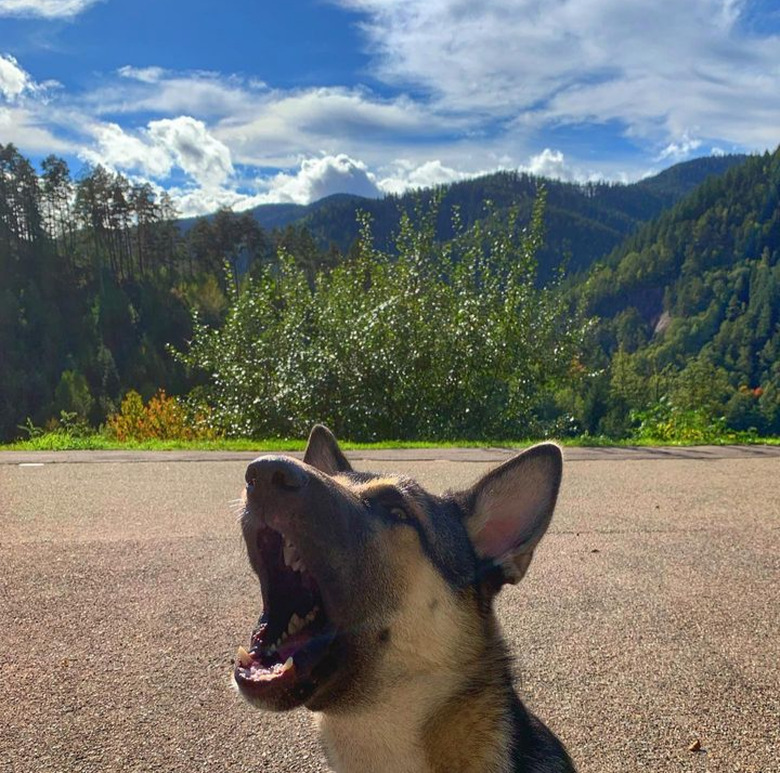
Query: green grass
2 431 779 452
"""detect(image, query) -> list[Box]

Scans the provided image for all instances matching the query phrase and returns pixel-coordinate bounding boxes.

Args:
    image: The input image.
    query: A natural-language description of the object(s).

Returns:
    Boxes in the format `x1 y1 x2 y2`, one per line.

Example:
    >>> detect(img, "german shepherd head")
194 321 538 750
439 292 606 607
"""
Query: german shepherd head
234 425 573 772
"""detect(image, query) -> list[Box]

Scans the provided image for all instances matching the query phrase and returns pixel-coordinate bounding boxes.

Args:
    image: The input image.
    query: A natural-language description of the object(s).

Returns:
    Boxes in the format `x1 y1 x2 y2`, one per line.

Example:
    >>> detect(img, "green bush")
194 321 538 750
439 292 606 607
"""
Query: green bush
53 369 94 420
175 194 586 440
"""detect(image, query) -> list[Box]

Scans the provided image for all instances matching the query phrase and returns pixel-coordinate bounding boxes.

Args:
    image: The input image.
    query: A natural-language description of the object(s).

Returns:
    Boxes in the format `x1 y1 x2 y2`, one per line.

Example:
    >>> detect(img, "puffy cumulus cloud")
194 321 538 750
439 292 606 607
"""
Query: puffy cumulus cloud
160 185 266 218
523 149 573 181
77 150 383 217
0 54 32 101
263 154 381 204
336 0 780 151
83 116 234 189
85 121 173 177
139 155 381 217
147 117 234 188
161 154 383 217
377 159 473 195
0 0 100 16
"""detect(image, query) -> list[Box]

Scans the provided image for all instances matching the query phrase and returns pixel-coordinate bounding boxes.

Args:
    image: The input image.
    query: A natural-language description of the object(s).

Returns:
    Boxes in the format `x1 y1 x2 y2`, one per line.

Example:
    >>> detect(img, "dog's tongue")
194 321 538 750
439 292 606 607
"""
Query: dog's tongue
235 624 324 684
236 646 297 683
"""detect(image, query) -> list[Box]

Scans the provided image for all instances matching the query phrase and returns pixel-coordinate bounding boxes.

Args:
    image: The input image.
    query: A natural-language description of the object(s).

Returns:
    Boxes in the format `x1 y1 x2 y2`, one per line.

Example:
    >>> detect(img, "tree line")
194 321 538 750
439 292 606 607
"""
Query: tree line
1 140 777 443
0 143 337 440
572 148 780 437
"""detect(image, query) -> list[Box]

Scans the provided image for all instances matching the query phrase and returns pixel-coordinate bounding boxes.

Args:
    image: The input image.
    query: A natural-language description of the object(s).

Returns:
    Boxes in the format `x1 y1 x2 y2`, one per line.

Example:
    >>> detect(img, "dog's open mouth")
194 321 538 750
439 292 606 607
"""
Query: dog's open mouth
234 523 336 703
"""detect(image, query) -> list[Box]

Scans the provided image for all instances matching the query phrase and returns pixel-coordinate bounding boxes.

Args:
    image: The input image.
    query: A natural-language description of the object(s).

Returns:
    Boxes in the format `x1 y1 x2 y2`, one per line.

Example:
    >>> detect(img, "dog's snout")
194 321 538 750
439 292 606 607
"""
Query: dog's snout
245 457 308 494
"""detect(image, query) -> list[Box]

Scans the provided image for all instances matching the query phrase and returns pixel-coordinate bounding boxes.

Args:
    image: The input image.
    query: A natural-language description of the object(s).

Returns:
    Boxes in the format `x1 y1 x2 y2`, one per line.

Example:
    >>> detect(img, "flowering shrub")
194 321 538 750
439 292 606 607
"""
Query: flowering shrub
107 389 221 442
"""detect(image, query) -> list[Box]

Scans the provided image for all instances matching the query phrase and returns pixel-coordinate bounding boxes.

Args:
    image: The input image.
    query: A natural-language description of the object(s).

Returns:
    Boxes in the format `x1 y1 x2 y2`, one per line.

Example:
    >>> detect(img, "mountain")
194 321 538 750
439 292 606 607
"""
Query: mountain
241 154 749 280
581 147 780 431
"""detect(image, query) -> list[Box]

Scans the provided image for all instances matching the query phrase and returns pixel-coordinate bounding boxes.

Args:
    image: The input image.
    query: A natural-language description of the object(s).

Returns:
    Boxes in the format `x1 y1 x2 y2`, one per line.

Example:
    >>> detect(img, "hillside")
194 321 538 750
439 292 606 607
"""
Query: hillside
245 154 748 280
580 147 780 435
0 141 768 442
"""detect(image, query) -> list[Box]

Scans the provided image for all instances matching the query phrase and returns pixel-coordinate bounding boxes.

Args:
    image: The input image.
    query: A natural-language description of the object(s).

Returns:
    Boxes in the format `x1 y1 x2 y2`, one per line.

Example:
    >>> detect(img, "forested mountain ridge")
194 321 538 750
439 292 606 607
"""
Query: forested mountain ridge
242 154 748 280
0 139 771 442
579 147 780 435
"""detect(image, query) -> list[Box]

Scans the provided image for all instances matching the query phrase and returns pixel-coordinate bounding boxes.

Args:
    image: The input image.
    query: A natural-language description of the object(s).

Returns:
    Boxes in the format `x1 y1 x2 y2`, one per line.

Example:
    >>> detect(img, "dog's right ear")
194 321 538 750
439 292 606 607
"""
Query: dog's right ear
303 424 353 475
461 444 563 585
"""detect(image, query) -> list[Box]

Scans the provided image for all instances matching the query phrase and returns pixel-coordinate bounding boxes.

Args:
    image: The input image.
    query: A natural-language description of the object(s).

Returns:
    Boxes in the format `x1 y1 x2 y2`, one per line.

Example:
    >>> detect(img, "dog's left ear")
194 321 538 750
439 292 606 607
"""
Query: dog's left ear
463 444 562 584
303 424 353 475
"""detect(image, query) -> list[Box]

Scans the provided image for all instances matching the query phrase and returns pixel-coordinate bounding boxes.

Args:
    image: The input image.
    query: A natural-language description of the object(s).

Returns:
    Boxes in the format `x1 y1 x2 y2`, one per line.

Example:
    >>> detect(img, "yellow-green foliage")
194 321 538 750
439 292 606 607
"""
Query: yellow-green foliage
174 193 587 441
107 390 221 442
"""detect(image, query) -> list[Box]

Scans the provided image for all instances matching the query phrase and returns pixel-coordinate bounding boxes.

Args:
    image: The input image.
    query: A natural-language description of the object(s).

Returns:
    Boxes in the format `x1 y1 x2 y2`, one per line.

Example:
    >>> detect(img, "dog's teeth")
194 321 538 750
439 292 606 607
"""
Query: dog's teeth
281 656 294 673
237 646 253 667
288 613 304 636
283 539 307 572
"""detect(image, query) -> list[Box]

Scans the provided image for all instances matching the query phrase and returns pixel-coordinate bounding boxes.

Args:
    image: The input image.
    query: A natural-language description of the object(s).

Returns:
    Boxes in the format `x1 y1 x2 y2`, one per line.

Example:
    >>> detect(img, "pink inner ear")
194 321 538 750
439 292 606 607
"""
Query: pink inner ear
475 516 528 560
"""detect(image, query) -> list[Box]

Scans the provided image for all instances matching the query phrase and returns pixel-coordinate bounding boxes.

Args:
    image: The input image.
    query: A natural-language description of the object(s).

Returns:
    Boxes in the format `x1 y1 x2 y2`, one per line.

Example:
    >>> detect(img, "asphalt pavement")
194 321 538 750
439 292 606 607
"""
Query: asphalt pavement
1 446 778 772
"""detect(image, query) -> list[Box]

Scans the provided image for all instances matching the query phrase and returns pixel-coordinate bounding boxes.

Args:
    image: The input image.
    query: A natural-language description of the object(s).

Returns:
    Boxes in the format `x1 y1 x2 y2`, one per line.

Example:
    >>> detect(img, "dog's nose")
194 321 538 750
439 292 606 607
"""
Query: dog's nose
245 457 308 494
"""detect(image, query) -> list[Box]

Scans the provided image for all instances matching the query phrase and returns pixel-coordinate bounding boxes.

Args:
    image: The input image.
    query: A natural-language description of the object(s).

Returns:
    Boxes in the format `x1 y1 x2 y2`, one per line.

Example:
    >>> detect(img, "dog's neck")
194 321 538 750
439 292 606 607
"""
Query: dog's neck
317 698 431 773
316 672 512 773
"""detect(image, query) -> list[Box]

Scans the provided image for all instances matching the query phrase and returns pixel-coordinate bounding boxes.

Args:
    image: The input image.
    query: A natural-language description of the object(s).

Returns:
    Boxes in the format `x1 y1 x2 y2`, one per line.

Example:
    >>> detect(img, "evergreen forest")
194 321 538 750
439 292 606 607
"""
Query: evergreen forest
1 140 778 444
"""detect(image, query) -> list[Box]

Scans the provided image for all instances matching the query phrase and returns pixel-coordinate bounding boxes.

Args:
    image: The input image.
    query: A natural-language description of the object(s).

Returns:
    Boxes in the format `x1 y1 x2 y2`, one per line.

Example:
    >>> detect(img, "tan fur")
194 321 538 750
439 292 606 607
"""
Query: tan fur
319 527 480 772
238 434 573 772
317 518 515 773
423 686 513 773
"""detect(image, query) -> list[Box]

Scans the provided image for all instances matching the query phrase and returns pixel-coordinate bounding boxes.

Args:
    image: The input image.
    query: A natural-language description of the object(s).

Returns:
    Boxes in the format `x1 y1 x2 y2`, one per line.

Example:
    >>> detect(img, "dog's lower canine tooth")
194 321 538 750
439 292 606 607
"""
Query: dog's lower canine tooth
237 646 253 668
282 657 294 672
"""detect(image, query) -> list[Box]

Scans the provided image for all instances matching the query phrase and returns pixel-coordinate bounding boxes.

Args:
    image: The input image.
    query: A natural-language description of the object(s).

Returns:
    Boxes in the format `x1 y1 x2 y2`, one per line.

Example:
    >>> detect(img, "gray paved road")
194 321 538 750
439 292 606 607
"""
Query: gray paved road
1 448 778 772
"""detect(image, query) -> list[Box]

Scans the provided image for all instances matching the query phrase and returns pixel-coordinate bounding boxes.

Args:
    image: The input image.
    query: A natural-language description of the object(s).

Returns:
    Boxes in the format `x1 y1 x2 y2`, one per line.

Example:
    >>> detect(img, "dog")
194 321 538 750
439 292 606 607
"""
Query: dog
234 425 575 772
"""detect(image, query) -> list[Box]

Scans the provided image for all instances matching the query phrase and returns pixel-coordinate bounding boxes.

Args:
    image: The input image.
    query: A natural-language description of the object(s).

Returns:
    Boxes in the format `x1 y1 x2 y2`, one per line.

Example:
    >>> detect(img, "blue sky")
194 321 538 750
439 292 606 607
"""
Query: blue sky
2 0 780 216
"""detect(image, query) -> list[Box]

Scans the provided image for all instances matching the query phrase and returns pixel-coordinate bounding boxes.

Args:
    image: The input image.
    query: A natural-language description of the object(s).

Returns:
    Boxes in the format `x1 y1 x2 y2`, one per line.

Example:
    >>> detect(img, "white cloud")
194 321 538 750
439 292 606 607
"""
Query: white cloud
148 117 233 188
83 116 234 189
524 149 573 181
84 121 173 177
117 66 166 85
377 159 472 195
84 69 464 169
263 154 381 204
0 105 75 152
138 155 380 217
337 0 780 150
160 184 264 218
0 0 100 17
656 133 703 162
214 87 459 168
0 54 32 101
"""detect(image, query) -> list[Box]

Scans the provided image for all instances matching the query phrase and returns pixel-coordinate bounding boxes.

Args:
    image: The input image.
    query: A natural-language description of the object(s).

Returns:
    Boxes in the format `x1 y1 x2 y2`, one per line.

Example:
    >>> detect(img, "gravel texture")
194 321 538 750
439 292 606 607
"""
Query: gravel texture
1 447 778 772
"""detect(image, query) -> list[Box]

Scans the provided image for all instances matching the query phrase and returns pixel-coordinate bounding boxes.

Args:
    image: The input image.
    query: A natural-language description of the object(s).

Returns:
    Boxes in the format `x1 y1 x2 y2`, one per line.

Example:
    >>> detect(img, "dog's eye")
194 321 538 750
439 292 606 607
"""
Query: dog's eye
388 506 410 521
